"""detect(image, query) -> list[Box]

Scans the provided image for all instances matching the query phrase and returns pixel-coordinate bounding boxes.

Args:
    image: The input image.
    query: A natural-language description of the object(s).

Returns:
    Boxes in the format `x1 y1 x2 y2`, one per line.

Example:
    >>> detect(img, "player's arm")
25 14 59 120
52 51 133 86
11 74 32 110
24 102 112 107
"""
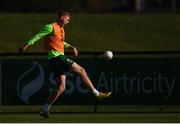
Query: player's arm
64 42 78 57
18 24 53 53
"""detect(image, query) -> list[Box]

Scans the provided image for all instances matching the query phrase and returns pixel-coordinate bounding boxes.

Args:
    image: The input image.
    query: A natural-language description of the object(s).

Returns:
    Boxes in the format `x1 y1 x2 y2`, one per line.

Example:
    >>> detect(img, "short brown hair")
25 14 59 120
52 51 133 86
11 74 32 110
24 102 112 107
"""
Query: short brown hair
58 11 70 17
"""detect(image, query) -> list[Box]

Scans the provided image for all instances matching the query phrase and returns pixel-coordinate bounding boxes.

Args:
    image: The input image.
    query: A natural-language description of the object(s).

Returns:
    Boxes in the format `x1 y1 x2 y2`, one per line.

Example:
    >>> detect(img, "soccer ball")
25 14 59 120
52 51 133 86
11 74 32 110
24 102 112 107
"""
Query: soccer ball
104 51 113 60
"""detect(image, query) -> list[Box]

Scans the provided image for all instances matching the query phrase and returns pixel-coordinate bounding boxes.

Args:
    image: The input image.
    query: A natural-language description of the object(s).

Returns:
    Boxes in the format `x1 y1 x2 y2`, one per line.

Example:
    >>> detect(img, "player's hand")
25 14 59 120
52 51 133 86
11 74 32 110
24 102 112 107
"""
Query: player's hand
73 47 78 58
18 44 29 53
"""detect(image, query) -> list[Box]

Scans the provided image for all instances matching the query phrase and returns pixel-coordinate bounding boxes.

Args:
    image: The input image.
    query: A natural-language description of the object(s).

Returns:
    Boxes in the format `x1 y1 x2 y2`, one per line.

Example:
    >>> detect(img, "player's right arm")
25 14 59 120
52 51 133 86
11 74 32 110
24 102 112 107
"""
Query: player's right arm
18 24 53 53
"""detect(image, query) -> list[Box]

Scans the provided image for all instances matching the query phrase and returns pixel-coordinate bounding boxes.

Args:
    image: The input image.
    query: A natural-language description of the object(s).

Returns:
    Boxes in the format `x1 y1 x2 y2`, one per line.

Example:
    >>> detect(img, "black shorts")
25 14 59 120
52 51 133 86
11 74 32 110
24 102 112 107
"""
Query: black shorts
49 55 74 76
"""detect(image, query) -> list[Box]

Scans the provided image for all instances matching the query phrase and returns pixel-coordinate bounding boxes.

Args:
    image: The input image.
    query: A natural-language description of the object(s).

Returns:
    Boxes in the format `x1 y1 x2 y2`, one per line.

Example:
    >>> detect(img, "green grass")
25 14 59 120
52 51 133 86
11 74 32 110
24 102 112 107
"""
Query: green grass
0 13 180 53
0 113 180 123
0 105 180 122
2 105 180 113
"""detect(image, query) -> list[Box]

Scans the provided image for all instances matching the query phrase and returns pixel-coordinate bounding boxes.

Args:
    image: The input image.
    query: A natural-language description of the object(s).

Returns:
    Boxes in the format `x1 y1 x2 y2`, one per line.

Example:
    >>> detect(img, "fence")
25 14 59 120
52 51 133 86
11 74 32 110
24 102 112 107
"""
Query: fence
0 51 180 113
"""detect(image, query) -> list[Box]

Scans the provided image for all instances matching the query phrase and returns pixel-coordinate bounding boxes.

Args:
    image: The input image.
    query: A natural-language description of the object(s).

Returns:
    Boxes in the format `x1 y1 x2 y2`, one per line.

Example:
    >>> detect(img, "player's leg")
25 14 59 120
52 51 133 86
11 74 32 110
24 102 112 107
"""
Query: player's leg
40 74 66 118
71 62 95 91
47 75 66 105
70 62 111 98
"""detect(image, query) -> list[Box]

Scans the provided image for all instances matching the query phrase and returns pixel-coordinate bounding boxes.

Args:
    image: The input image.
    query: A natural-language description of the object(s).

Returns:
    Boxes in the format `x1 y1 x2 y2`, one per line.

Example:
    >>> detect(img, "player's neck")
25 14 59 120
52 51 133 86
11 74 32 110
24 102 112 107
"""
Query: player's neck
57 21 65 27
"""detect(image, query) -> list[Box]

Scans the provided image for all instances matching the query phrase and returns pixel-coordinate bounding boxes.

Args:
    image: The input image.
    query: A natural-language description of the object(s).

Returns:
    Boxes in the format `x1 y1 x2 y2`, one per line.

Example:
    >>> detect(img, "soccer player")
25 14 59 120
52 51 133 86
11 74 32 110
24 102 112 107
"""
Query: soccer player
18 11 111 118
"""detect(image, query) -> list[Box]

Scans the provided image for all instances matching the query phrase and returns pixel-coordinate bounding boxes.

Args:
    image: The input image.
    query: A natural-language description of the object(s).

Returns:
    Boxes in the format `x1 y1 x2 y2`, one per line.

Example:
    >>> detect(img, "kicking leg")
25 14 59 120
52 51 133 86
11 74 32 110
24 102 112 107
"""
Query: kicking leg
71 62 95 91
71 62 111 98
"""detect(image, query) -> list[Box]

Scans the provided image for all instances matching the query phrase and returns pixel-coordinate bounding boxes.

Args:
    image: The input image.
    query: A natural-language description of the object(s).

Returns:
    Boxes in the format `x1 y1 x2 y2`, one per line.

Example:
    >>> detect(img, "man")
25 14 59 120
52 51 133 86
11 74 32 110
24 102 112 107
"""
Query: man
19 11 111 118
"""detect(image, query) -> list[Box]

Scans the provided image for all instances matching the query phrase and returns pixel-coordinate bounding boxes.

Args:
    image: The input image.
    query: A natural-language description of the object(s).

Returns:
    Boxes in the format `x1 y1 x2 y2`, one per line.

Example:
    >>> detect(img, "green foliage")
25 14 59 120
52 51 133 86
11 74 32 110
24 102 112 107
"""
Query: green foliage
0 13 180 53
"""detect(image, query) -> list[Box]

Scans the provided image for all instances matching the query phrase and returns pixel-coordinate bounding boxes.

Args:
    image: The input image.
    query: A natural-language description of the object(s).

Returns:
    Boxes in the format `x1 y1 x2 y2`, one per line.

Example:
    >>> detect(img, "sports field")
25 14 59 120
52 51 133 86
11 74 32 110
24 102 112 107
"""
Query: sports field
0 113 180 123
1 13 180 123
0 13 180 52
0 105 180 122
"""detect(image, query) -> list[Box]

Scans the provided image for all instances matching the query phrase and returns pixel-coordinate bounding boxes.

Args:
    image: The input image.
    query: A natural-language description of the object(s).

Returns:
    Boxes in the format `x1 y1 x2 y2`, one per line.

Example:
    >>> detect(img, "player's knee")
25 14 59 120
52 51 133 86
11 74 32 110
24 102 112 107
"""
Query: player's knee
79 66 85 74
80 66 85 72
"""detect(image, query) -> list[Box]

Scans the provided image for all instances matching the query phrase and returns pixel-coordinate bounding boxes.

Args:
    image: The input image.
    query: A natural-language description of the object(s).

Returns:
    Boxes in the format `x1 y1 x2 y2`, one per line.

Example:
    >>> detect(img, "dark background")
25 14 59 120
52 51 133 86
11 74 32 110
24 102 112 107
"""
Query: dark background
2 57 180 105
0 0 180 13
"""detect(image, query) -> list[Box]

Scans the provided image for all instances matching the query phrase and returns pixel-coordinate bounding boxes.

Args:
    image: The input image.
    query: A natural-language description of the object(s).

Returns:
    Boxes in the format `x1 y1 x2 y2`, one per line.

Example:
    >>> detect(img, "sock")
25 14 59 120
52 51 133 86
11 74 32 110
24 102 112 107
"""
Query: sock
93 89 100 96
43 102 51 112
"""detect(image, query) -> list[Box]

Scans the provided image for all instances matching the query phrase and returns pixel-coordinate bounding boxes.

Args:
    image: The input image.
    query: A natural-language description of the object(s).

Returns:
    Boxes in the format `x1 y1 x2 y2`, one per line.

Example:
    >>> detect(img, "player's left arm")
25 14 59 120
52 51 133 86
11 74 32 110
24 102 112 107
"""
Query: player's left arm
64 42 78 58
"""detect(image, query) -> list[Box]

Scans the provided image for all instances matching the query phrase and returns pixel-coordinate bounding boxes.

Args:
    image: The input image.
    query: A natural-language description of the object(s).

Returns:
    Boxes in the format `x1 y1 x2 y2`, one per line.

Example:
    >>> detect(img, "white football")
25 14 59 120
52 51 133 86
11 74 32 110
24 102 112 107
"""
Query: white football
104 51 113 60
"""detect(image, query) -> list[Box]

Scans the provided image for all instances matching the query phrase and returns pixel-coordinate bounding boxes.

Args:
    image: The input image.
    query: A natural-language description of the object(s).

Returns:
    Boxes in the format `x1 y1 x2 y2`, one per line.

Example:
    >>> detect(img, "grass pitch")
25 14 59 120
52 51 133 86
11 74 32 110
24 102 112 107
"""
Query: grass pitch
0 113 180 123
0 13 180 53
1 13 180 123
0 105 180 122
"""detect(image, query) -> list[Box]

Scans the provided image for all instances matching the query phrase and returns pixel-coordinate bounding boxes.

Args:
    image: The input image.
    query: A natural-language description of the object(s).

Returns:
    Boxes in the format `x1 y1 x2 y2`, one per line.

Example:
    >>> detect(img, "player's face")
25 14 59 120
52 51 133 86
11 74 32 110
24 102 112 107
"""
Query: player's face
61 15 70 25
